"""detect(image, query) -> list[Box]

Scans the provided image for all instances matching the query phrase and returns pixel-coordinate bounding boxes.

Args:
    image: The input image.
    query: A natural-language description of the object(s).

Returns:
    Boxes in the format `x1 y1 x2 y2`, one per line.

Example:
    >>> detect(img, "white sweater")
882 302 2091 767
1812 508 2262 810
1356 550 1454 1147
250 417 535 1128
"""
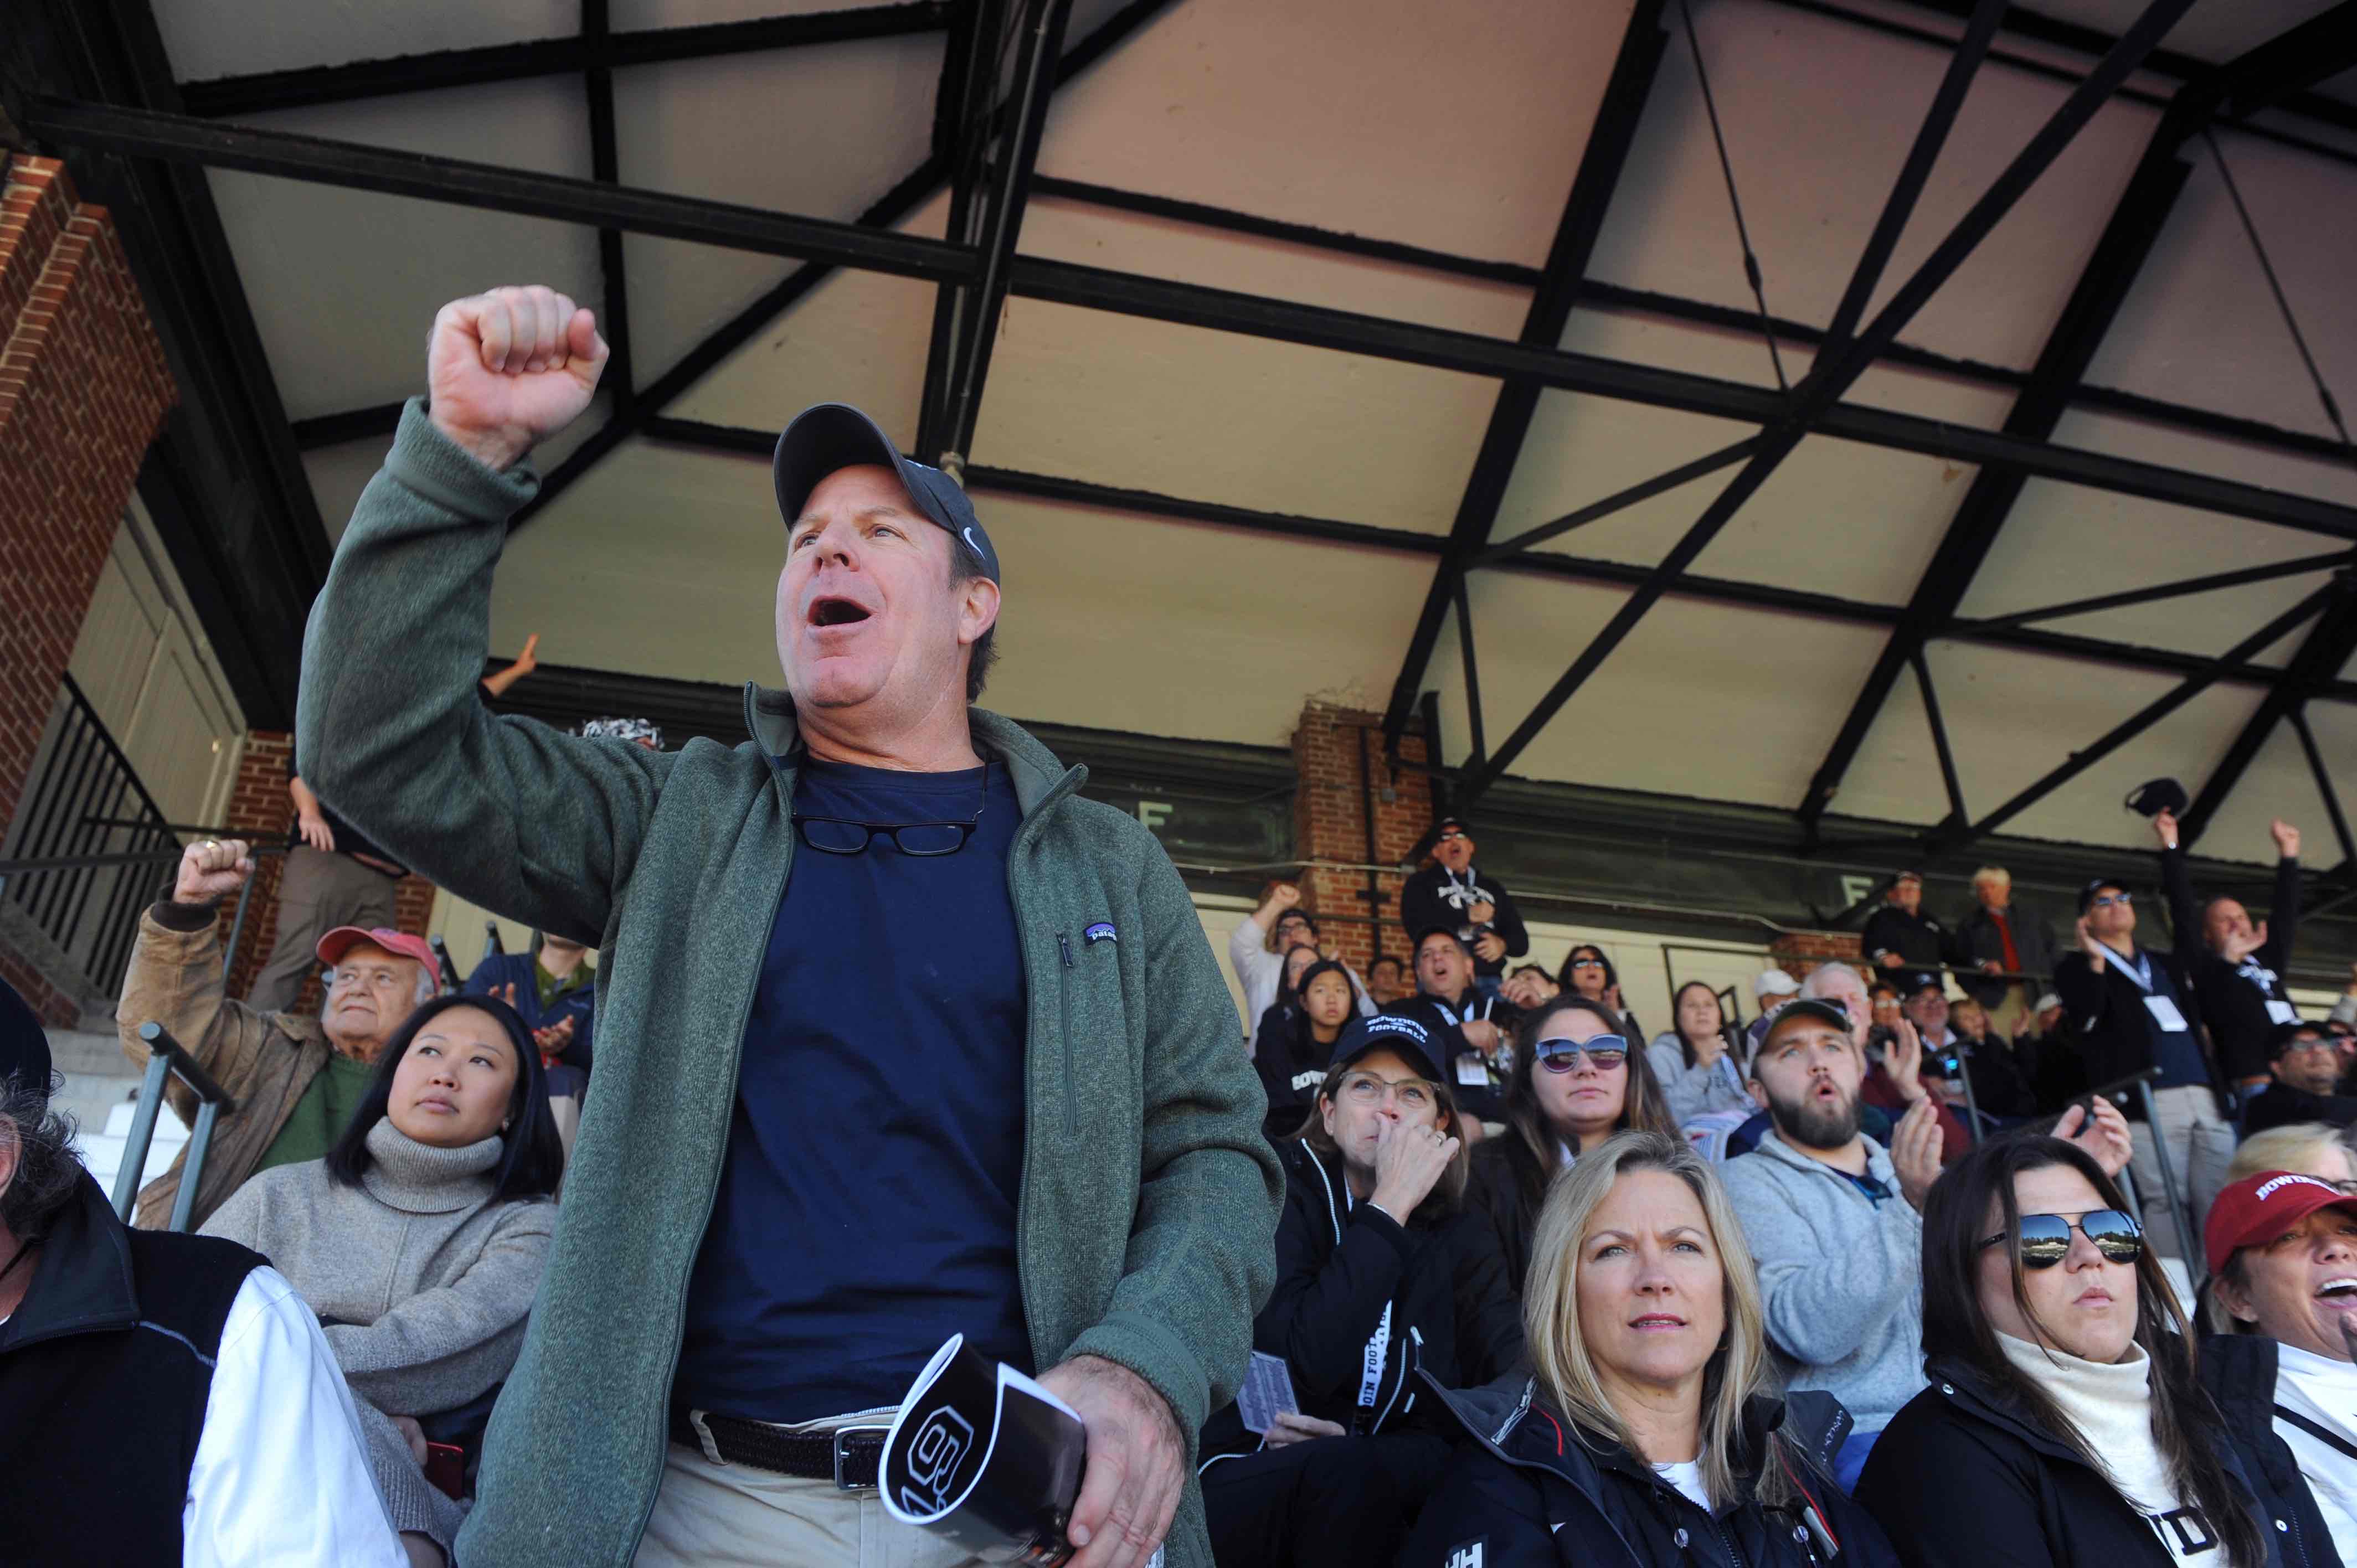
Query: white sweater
1995 1332 2212 1561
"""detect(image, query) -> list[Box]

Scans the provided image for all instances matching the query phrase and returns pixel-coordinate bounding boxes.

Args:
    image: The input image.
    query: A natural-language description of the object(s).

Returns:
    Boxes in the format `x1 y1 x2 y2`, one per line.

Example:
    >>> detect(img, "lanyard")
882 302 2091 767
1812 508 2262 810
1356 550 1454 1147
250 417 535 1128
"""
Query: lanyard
1430 992 1492 1028
2099 941 2154 993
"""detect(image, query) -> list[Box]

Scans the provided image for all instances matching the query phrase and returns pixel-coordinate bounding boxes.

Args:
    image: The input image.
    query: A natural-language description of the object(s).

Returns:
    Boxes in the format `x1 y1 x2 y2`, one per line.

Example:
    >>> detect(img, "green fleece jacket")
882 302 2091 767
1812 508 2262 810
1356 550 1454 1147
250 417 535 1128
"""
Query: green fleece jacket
297 399 1284 1567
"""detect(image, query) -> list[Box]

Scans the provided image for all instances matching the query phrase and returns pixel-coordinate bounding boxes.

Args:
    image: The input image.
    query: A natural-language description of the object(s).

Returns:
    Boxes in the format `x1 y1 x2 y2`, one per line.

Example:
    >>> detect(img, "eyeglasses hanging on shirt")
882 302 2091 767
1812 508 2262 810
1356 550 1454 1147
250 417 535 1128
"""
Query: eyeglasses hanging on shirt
791 764 989 857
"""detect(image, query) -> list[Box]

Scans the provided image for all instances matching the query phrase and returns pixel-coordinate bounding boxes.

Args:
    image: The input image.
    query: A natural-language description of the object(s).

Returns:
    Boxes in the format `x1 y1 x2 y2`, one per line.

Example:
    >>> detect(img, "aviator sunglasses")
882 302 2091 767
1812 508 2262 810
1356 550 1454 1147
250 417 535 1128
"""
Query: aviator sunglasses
1533 1035 1629 1072
1978 1208 2143 1269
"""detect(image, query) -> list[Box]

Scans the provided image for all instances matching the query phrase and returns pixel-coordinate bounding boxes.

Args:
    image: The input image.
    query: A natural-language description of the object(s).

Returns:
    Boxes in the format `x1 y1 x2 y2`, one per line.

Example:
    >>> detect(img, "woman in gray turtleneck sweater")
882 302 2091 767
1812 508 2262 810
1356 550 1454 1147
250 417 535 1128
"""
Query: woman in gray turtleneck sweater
205 994 565 1568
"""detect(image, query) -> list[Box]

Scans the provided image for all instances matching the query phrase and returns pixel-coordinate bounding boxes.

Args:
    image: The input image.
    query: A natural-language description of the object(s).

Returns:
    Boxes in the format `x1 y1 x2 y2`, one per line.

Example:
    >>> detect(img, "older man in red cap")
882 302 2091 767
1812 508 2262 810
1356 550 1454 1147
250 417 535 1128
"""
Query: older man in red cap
2201 1169 2357 1562
116 837 439 1229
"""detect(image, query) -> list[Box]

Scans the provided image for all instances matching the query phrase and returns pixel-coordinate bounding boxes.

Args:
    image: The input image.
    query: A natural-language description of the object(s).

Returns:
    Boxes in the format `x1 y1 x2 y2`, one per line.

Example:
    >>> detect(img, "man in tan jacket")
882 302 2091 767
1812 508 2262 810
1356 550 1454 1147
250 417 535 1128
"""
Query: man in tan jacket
117 838 437 1229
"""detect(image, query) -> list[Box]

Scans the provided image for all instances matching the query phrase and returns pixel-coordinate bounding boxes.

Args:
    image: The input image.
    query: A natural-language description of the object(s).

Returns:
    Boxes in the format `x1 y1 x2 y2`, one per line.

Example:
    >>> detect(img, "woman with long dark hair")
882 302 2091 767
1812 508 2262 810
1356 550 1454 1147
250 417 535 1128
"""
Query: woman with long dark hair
204 994 565 1568
1254 957 1365 1140
1467 994 1677 1292
1200 1014 1522 1567
1857 1135 2287 1567
1558 942 1644 1041
1645 980 1751 1125
1404 1131 1899 1566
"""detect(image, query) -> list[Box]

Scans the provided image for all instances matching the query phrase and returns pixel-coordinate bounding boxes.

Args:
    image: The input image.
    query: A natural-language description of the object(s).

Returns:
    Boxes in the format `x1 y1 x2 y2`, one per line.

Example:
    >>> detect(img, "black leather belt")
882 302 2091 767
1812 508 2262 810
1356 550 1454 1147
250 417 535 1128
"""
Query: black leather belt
670 1409 891 1490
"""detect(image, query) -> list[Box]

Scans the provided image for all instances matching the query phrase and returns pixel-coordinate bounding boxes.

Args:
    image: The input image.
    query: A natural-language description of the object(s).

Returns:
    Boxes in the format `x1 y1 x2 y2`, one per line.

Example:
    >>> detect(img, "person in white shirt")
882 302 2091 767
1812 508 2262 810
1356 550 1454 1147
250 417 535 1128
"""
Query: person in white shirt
0 976 405 1567
1227 881 1374 1041
2204 1168 2357 1564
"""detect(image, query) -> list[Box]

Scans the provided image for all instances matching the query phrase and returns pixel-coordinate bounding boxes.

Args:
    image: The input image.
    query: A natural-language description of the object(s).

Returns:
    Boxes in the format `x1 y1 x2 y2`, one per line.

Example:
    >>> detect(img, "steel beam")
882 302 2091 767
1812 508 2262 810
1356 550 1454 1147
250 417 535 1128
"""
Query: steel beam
2181 584 2357 848
1963 550 2356 632
1913 649 1968 828
176 3 954 117
1454 0 2024 804
1934 583 2340 853
583 0 633 416
1376 0 1670 750
2289 706 2357 872
914 0 1005 460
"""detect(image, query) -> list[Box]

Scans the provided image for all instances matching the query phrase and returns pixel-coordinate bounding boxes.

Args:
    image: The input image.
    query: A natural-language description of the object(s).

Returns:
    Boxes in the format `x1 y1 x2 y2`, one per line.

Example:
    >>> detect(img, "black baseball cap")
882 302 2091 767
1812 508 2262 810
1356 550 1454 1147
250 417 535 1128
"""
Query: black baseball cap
2078 876 2129 914
2272 1019 2330 1058
1412 925 1471 956
1331 1014 1446 1085
0 976 50 1094
1434 817 1470 836
1762 997 1852 1044
1900 971 1946 1000
772 403 1000 583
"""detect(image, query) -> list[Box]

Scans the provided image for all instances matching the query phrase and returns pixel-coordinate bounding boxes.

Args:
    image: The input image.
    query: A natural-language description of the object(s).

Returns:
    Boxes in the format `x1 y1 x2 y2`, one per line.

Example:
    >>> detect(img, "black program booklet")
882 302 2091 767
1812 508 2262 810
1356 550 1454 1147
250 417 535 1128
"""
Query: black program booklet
880 1334 1089 1566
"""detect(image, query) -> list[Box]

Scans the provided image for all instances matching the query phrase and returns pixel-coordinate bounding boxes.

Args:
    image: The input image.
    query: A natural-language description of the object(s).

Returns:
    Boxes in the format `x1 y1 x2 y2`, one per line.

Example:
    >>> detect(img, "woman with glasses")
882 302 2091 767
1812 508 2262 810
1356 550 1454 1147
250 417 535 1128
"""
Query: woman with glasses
1557 943 1644 1043
1469 996 1677 1291
1646 981 1753 1126
1200 1014 1524 1568
1856 1134 2284 1567
1254 958 1366 1140
1403 1131 1898 1567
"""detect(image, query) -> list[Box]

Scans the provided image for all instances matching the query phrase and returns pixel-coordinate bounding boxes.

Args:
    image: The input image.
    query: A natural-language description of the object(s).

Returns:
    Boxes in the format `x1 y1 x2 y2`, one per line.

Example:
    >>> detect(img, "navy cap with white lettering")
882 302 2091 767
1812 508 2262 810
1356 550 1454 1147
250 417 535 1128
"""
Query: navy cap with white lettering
772 403 1000 583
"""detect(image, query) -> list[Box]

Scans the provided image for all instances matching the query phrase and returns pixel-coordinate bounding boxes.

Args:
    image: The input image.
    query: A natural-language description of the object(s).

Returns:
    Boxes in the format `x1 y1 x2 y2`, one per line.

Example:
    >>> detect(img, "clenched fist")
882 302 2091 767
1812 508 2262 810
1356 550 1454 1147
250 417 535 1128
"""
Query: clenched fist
174 838 253 905
427 286 609 473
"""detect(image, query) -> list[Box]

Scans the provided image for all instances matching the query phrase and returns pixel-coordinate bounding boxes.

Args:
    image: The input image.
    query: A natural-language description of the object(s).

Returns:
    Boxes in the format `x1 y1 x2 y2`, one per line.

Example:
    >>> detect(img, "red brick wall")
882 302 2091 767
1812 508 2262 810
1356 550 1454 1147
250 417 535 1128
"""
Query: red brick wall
1289 702 1434 973
215 730 439 1010
1769 930 1864 981
0 156 177 1024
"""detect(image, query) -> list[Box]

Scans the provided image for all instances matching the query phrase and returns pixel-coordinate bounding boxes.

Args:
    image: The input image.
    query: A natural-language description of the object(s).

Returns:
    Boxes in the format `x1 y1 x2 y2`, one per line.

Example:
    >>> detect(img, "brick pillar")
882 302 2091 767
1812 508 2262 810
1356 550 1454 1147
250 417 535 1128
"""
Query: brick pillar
0 155 177 1023
1289 702 1434 973
1769 930 1864 983
215 731 438 1011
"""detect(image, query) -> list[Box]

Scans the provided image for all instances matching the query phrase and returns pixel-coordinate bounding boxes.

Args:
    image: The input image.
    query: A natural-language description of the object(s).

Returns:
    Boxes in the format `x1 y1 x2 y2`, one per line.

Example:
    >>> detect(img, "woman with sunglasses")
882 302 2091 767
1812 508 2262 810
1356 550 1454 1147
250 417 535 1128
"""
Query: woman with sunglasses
1404 1131 1899 1567
1857 1134 2286 1567
1557 943 1644 1043
1468 996 1677 1292
203 994 565 1568
1200 1014 1524 1568
1646 981 1752 1126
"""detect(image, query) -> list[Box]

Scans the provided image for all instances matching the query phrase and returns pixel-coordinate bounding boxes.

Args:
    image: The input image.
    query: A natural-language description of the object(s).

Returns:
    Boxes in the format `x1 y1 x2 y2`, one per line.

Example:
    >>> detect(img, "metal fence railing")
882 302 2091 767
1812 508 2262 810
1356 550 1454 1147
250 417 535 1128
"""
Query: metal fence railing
112 1021 236 1231
0 676 184 998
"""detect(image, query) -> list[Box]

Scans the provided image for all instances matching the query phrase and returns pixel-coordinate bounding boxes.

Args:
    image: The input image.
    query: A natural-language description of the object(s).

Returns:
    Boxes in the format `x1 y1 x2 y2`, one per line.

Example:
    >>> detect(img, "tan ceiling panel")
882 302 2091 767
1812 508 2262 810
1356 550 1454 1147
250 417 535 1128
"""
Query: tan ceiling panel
2088 134 2357 447
206 82 601 420
610 0 907 28
1588 0 2154 373
155 0 572 80
309 395 616 545
613 33 944 383
2023 0 2346 65
967 298 1495 533
1035 0 1627 266
1837 641 2262 849
2196 716 2346 869
1425 576 1890 807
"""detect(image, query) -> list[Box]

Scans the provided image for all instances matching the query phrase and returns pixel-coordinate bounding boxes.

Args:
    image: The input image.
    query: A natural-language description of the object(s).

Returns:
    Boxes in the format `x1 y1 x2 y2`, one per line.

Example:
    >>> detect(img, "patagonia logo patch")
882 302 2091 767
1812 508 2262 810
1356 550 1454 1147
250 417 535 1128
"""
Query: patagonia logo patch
1083 922 1118 945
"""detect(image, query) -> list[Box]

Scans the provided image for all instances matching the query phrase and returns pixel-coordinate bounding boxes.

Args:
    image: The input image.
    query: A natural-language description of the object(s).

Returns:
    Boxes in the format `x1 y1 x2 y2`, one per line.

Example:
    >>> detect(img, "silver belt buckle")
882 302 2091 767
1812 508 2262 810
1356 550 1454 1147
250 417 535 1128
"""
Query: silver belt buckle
833 1423 891 1492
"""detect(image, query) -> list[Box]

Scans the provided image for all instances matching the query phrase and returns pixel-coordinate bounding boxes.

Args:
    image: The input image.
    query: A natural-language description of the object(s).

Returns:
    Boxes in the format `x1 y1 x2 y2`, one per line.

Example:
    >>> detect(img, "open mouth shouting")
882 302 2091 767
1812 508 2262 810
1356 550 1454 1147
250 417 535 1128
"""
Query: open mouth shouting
2317 1276 2357 1312
806 594 875 631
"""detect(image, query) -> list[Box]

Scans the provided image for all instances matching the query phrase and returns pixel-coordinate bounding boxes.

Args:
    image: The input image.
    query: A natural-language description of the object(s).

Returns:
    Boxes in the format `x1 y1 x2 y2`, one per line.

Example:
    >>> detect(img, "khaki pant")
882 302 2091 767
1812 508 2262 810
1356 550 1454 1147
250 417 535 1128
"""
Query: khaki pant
2122 1083 2236 1262
635 1410 983 1568
247 844 400 1012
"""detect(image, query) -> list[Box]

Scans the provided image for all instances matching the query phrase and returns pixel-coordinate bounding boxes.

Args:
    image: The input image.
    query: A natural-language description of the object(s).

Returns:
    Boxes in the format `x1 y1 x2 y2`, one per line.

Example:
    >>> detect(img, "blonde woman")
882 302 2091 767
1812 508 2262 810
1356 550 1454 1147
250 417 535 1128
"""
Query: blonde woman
1402 1131 1897 1566
2229 1123 2357 1189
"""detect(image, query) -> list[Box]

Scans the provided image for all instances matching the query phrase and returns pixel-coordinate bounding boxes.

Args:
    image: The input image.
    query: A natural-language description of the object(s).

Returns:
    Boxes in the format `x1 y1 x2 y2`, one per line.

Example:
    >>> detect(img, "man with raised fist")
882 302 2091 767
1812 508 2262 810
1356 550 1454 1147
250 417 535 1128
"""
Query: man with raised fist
296 287 1282 1568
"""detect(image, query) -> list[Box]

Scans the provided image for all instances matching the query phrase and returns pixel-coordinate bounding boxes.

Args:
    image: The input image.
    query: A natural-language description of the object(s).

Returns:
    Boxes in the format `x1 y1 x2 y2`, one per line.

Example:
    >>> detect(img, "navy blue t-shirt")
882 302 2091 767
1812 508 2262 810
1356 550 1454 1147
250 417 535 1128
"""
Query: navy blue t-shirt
672 756 1032 1420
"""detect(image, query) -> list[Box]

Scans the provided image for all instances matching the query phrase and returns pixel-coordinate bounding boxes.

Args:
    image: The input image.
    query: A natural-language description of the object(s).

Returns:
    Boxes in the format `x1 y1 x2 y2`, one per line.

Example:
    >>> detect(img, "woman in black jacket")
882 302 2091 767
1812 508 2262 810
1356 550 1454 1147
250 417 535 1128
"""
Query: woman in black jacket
1558 942 1644 1041
1253 957 1363 1141
1402 1130 1897 1567
1200 1013 1522 1568
1466 995 1677 1292
1858 1134 2293 1566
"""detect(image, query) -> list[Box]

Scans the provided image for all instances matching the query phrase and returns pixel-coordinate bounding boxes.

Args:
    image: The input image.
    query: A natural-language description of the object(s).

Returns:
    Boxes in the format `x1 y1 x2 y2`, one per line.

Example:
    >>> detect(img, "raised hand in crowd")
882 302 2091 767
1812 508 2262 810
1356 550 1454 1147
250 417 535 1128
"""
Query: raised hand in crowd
1038 1355 1187 1568
175 835 254 902
1459 1017 1502 1058
2074 914 2108 973
2220 919 2271 964
1270 882 1303 911
1369 1113 1460 1219
1473 931 1507 964
489 981 575 1060
1889 1095 1944 1211
480 632 541 699
1500 967 1557 1010
1880 1015 1926 1101
2049 1095 2134 1178
427 284 609 473
2153 805 2180 850
2272 816 2301 858
1259 1411 1346 1449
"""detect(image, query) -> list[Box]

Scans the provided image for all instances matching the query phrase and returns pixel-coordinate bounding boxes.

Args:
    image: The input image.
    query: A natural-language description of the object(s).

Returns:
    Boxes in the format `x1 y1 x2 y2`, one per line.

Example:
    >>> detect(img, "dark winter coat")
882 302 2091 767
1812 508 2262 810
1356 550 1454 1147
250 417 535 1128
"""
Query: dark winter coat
1399 1371 1900 1567
1958 902 2060 1009
1401 863 1530 979
2197 1334 2348 1568
1198 1141 1522 1460
1857 1353 2304 1567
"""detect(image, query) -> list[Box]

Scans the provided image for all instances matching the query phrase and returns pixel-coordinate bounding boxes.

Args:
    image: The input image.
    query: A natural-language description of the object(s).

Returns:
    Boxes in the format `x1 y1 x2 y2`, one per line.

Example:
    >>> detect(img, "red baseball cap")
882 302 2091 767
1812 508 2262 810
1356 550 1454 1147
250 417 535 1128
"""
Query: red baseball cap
2204 1170 2357 1276
315 926 440 989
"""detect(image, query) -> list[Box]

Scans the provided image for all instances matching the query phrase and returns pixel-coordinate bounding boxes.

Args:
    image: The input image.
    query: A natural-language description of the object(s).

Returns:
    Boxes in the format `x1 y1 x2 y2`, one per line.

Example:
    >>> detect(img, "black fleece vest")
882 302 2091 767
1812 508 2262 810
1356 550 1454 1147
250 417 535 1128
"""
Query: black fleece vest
0 1227 263 1566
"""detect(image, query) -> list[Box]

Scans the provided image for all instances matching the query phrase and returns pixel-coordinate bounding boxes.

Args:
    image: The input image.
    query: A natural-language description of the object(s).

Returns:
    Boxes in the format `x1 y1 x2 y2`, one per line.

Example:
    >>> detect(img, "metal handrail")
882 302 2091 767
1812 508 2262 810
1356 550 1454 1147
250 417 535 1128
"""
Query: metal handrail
113 1021 238 1232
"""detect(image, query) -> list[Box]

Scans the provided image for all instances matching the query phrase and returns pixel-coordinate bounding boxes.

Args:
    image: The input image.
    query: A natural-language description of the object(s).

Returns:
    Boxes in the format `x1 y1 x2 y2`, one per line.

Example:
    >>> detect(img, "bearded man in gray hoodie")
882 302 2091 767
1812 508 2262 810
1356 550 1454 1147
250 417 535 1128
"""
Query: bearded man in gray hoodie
1722 998 2132 1493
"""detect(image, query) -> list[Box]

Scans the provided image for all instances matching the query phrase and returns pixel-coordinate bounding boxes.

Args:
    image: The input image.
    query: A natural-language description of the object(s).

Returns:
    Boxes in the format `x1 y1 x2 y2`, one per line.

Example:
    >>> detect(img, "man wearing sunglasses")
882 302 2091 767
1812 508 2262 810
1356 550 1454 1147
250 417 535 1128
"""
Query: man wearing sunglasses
297 287 1286 1568
2243 1023 2357 1138
1398 818 1527 992
2202 1170 2357 1564
2054 807 2236 1261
